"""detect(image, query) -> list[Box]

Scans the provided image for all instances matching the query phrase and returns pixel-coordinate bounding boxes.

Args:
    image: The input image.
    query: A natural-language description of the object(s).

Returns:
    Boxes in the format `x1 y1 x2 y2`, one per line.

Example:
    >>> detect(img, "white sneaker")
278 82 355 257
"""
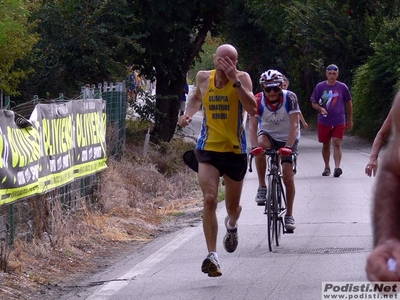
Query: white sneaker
255 187 267 205
284 215 296 231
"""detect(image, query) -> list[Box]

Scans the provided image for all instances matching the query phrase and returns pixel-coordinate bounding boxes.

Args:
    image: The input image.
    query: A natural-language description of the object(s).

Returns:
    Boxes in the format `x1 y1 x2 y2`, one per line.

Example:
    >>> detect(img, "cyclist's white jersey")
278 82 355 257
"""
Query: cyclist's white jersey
255 90 300 143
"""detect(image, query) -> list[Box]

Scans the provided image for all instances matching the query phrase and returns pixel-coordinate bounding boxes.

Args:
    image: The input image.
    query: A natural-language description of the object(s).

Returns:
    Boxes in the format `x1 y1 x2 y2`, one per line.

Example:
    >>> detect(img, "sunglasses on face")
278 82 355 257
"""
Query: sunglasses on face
326 66 338 71
264 86 281 93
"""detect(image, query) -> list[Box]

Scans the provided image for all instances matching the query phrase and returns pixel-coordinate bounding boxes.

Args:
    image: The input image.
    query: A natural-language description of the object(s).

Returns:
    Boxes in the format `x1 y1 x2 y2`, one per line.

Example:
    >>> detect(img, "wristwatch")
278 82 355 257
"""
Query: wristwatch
233 80 242 88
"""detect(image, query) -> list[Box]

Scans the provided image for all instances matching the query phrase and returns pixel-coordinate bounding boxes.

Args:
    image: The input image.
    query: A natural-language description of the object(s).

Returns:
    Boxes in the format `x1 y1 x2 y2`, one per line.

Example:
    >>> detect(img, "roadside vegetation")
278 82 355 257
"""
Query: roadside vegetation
0 120 206 299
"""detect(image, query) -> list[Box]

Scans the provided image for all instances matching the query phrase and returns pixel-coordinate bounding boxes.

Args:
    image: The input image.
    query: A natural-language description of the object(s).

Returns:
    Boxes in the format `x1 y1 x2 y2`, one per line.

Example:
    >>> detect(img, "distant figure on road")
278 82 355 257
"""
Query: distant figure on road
180 80 189 116
127 66 137 103
365 109 392 177
310 64 353 177
178 44 256 277
366 91 400 281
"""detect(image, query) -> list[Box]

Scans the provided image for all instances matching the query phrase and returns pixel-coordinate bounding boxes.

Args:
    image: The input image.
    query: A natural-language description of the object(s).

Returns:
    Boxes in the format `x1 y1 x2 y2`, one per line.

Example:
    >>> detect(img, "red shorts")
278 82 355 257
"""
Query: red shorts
317 123 346 143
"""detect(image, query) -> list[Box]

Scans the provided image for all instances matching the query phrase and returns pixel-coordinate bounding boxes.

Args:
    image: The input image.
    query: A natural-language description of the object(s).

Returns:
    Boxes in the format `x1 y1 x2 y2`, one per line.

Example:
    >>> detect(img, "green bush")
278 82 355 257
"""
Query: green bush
351 17 400 140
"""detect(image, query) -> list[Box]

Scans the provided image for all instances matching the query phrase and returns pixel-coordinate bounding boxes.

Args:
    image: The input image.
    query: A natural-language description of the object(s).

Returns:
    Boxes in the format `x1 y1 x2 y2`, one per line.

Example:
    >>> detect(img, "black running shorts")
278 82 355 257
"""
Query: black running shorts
183 149 247 182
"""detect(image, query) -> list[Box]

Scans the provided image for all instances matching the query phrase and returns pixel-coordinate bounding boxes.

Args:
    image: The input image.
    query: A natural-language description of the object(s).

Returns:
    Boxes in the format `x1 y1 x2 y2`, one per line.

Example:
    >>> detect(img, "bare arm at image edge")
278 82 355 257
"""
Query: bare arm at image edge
365 110 392 177
373 94 400 246
366 92 400 281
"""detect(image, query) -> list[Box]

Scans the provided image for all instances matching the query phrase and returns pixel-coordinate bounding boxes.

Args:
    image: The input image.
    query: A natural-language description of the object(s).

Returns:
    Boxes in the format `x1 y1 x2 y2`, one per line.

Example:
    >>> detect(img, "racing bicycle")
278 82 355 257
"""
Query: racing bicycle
249 147 295 251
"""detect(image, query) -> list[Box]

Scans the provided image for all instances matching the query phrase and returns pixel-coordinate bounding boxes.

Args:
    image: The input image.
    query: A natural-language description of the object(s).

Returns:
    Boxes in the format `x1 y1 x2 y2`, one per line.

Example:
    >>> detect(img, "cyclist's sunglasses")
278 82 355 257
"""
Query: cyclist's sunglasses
264 86 281 93
326 66 338 71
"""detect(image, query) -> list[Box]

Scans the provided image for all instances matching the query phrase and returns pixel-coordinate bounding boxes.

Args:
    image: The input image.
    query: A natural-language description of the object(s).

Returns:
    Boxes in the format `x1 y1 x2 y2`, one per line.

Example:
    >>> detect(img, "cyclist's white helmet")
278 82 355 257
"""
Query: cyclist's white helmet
259 69 284 87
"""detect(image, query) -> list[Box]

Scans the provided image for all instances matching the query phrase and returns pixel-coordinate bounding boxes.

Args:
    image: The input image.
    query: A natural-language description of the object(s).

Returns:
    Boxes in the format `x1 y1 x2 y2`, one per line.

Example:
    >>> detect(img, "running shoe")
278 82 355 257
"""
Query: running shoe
284 215 296 231
334 168 342 178
201 253 222 277
223 216 238 253
255 187 267 205
322 168 331 176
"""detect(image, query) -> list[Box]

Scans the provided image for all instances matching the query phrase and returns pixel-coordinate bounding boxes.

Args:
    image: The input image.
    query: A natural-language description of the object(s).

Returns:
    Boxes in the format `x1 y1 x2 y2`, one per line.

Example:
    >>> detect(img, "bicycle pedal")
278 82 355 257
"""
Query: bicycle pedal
285 229 294 234
257 202 265 206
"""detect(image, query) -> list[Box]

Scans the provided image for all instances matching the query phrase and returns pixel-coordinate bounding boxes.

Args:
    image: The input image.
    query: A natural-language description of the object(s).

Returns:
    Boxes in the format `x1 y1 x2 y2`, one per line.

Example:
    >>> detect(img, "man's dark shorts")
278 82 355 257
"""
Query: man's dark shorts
183 149 247 182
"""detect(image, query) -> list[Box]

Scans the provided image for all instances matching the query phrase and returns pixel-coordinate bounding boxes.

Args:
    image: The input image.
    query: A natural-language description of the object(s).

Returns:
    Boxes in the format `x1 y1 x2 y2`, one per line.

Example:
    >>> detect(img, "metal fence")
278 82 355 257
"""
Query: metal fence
0 82 127 248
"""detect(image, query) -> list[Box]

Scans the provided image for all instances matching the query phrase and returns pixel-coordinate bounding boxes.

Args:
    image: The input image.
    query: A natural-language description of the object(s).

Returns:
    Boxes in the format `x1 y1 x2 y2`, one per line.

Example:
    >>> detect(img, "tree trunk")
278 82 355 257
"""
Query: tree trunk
152 73 184 143
150 11 219 143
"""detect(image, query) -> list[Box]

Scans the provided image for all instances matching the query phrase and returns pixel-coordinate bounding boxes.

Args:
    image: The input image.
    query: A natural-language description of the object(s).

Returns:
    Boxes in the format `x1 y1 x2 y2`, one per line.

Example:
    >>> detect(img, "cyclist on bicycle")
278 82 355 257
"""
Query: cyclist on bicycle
249 69 300 231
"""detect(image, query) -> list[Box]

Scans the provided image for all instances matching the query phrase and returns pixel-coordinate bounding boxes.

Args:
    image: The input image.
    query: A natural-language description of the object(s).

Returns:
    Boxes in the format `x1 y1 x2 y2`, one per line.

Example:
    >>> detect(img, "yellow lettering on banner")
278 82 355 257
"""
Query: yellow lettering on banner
30 127 40 162
103 113 107 134
85 113 94 146
8 128 25 167
87 112 101 145
7 127 40 168
42 116 73 156
90 112 105 155
63 117 73 152
42 118 52 156
53 118 61 154
77 112 105 154
14 129 30 163
76 113 83 147
55 118 61 153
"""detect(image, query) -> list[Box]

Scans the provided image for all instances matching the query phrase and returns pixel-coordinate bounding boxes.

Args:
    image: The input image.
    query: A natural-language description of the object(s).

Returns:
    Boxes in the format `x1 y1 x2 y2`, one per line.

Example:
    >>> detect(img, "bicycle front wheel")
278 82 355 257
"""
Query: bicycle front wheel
274 178 283 246
265 176 274 252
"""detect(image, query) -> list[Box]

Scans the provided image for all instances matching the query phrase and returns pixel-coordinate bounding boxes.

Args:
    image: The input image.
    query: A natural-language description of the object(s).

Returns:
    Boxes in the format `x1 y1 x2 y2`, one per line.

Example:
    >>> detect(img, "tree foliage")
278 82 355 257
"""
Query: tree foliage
352 17 400 139
224 0 399 136
128 0 230 142
0 0 39 95
17 0 140 99
224 1 287 93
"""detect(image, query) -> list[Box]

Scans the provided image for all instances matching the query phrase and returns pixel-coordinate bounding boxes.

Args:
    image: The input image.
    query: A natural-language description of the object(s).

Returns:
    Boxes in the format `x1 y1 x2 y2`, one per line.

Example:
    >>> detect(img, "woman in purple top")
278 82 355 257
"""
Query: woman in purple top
310 64 353 177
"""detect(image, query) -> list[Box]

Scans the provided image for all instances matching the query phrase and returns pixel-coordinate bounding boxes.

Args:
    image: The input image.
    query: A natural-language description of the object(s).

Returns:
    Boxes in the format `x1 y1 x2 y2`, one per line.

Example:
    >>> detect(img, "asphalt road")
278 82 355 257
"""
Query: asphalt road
60 110 377 300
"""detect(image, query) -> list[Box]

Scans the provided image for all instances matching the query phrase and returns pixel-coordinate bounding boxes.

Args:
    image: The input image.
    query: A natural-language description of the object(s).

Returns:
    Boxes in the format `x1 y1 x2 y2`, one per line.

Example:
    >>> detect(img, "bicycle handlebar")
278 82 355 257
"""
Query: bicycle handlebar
248 147 293 173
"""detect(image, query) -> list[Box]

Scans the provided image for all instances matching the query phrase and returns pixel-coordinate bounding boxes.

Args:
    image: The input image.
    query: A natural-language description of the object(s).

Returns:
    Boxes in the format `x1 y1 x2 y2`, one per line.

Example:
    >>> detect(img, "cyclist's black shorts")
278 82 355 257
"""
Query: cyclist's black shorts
194 149 247 181
257 131 298 164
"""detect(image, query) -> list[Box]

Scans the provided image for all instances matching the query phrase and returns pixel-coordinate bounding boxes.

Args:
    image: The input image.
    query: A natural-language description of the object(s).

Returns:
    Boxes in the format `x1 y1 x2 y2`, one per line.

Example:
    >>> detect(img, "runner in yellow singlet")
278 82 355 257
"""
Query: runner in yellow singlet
198 69 247 153
178 44 256 277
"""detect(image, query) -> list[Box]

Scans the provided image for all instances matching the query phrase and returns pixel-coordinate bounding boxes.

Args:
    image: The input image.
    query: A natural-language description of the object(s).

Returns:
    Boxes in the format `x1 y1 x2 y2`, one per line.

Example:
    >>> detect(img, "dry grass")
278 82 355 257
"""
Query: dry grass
0 128 202 299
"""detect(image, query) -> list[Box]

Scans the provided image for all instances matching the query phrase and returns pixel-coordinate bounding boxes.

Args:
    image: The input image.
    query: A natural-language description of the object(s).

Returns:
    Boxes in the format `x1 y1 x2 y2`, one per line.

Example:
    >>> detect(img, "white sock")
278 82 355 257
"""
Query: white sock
226 218 237 230
210 251 218 259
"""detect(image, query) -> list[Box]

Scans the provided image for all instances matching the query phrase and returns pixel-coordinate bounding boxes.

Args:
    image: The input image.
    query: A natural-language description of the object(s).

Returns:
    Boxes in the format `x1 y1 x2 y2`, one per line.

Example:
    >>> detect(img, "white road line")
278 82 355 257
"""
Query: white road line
87 227 200 299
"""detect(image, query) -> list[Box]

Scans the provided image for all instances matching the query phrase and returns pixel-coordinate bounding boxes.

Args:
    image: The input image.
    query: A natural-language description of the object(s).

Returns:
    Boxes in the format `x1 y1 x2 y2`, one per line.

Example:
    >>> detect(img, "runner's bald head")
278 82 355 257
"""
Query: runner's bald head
215 44 238 61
